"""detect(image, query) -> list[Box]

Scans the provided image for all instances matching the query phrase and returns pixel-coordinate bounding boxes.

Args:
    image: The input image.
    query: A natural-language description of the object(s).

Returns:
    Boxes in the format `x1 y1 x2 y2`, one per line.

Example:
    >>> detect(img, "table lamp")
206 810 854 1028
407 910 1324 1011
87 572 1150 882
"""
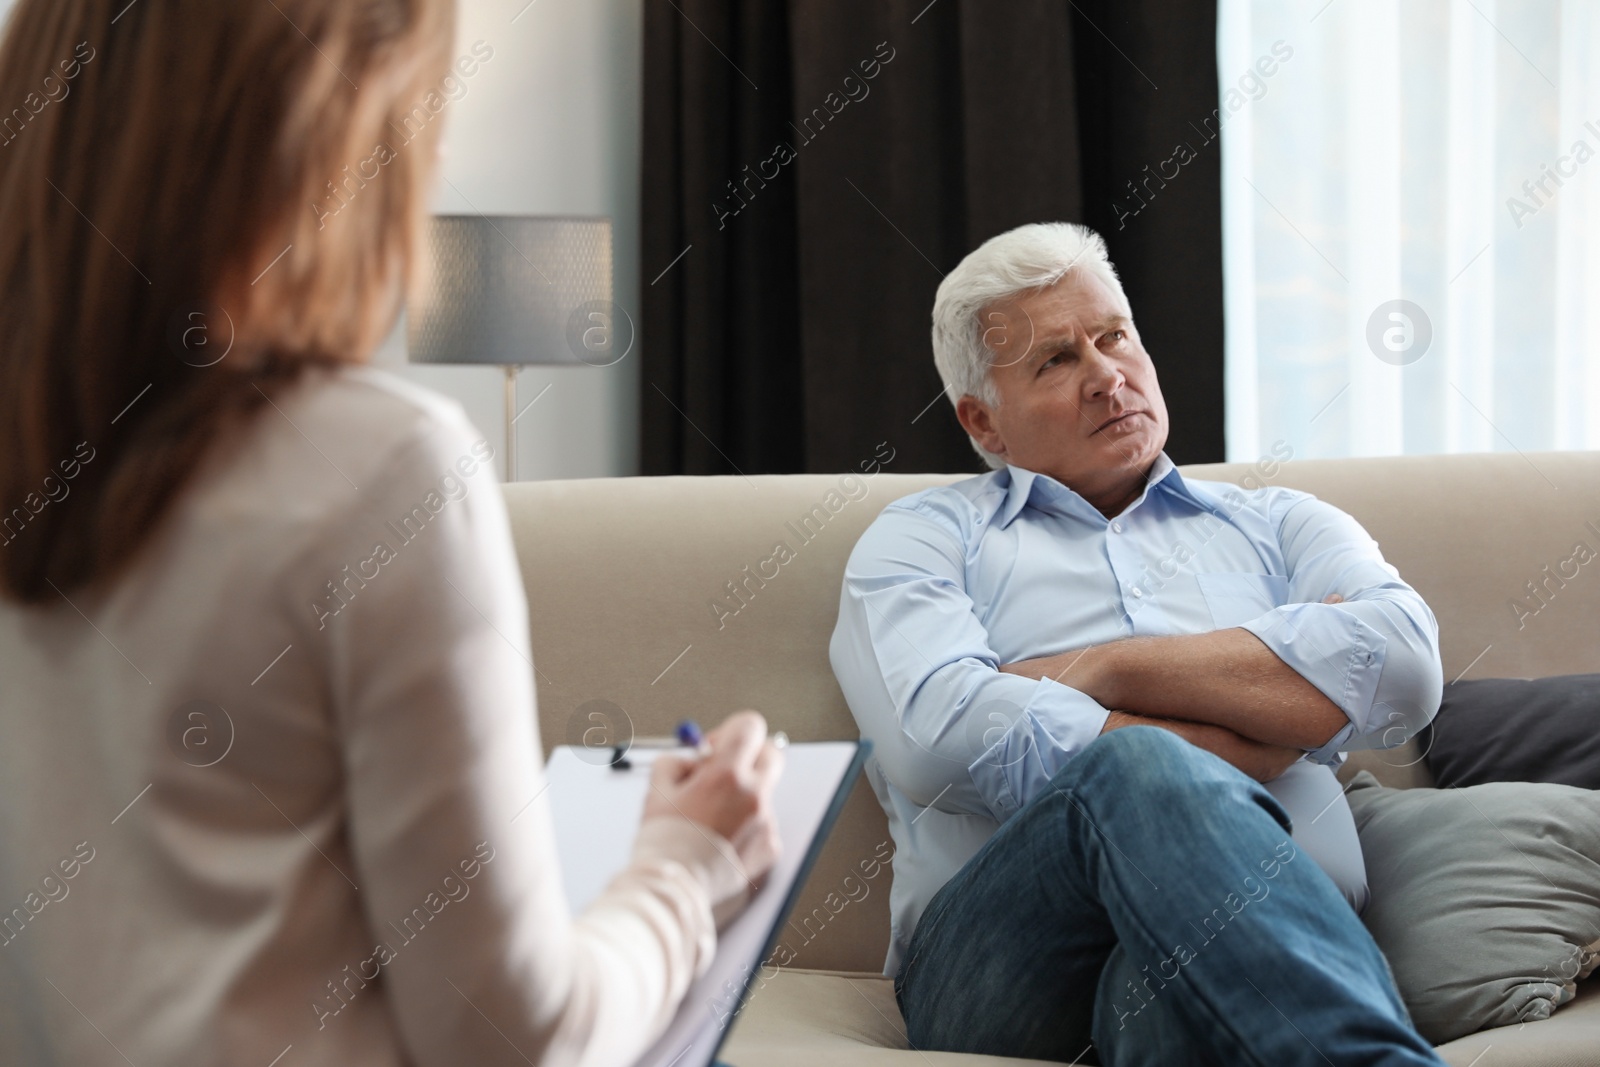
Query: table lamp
407 214 621 481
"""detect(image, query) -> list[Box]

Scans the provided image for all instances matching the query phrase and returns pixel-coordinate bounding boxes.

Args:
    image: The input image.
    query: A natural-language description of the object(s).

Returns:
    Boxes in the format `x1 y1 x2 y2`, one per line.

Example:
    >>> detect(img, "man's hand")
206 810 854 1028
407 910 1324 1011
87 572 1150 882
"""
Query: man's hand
1100 710 1304 783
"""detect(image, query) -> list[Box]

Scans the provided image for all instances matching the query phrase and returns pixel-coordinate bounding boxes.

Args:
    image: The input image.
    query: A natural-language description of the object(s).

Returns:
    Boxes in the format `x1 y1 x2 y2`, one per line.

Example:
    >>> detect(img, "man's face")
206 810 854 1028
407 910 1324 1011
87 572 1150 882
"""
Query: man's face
955 270 1170 513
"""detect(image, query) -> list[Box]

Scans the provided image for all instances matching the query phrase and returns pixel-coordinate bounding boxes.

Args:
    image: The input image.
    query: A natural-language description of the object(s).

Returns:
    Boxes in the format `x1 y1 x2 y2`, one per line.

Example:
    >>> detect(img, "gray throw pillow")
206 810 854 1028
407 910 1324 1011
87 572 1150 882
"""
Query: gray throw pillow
1418 674 1600 789
1343 770 1600 1044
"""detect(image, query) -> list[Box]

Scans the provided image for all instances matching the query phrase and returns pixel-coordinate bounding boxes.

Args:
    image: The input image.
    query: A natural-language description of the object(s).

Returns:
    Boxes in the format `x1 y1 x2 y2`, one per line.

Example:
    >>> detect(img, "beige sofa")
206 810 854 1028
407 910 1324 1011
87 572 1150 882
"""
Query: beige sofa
503 451 1600 1066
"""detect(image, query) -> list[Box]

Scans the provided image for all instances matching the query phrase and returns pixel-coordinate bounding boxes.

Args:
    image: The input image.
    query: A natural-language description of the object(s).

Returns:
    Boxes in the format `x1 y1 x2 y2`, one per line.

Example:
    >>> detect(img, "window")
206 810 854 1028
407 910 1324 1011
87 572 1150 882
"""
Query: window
1221 0 1600 465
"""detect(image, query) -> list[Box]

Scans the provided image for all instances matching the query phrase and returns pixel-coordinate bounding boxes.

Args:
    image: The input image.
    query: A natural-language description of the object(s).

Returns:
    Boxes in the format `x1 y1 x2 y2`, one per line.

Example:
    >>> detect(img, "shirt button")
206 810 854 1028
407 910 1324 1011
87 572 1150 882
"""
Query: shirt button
1110 522 1124 533
1130 587 1144 599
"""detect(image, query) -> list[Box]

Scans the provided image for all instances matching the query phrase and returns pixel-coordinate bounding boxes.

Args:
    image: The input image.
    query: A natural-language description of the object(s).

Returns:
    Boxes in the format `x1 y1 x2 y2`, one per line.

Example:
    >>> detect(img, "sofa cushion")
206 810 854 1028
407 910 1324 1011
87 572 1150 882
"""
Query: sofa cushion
720 968 1600 1066
1418 675 1600 789
721 969 1059 1067
1344 770 1600 1043
1433 977 1600 1066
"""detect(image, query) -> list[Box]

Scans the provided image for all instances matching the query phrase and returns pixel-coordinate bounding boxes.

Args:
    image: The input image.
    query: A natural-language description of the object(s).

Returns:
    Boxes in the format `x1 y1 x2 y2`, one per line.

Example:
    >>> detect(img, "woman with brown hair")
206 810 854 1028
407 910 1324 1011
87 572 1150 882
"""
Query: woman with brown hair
0 2 782 1064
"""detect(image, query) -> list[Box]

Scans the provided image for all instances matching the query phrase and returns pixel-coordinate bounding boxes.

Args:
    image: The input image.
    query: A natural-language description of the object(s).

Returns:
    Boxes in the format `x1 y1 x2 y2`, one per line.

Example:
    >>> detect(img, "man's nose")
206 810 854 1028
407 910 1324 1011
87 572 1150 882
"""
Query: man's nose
1080 347 1125 399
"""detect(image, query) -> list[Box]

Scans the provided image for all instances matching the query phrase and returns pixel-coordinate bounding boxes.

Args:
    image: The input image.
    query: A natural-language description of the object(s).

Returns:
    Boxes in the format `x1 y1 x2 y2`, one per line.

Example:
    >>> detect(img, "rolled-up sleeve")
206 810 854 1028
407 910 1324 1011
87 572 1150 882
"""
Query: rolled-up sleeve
829 498 1111 823
1237 494 1443 766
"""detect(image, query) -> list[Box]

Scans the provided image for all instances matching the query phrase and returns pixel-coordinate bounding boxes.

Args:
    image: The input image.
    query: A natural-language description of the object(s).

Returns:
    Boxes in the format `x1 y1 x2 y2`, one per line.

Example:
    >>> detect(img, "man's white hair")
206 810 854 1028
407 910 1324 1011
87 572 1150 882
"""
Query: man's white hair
931 222 1131 468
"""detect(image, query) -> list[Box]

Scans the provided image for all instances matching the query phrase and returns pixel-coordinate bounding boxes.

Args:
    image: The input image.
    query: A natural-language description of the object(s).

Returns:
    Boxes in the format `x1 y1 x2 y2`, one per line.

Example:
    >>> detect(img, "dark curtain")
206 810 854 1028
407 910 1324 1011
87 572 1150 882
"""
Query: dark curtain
641 0 1224 475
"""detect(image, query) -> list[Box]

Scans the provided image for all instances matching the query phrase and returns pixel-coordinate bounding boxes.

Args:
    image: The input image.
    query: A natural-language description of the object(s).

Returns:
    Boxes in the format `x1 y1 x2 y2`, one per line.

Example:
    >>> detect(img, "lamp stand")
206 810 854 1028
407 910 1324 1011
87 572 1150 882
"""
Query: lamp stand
503 365 518 482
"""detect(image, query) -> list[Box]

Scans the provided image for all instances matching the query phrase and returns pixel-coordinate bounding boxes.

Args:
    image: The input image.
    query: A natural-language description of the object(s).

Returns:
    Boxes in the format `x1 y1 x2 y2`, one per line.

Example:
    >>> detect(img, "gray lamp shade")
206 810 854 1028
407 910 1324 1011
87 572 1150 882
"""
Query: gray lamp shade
407 215 623 367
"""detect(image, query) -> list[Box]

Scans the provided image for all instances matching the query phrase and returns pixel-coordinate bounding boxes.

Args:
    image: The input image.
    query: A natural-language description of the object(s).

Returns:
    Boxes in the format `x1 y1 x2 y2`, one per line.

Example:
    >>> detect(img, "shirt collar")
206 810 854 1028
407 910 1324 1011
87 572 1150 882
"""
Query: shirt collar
995 452 1203 528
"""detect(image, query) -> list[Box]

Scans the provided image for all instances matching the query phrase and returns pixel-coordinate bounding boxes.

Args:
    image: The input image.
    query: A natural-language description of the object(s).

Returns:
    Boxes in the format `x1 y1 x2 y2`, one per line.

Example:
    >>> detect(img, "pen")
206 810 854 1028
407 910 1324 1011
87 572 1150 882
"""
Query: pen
609 720 788 770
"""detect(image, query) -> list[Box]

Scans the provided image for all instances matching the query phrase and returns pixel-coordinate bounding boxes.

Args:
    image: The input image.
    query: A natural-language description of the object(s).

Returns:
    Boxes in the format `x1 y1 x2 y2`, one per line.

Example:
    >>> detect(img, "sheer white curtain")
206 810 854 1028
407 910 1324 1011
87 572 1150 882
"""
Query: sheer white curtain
1221 0 1600 463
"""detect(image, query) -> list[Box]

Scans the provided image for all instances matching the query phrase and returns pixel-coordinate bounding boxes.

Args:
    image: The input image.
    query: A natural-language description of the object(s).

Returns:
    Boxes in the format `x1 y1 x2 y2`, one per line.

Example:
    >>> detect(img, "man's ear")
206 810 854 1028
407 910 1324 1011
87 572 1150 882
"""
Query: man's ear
955 395 1006 458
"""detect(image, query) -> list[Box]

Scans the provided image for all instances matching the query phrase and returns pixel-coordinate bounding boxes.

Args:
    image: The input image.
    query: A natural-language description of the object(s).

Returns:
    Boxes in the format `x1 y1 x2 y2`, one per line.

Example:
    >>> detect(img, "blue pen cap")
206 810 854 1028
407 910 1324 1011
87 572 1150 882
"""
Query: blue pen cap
675 720 703 747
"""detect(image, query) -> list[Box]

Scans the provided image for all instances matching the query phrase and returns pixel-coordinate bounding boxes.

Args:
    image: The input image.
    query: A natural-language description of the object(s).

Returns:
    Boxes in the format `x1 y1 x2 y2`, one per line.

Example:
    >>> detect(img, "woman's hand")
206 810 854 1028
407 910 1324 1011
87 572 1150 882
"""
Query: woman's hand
643 710 784 885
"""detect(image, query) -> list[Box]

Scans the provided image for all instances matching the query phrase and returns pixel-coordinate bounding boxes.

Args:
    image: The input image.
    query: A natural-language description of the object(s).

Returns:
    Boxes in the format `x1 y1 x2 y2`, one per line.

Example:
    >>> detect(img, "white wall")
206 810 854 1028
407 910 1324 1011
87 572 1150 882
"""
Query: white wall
379 0 643 480
0 0 643 481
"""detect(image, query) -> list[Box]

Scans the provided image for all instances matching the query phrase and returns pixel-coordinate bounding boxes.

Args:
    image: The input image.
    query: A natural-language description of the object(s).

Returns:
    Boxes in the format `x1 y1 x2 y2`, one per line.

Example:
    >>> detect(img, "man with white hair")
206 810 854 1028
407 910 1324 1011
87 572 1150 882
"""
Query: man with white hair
830 222 1447 1064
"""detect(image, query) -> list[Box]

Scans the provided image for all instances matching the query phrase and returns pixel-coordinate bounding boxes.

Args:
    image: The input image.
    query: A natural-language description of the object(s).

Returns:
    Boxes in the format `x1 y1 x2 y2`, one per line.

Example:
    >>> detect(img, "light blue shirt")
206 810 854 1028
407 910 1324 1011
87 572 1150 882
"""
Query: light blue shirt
829 454 1444 974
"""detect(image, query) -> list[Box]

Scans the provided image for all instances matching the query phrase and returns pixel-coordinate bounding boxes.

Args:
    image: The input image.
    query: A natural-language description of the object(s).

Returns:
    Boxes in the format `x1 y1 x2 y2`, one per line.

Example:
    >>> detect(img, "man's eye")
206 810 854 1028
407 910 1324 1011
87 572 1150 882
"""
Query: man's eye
1038 353 1064 373
1107 329 1127 344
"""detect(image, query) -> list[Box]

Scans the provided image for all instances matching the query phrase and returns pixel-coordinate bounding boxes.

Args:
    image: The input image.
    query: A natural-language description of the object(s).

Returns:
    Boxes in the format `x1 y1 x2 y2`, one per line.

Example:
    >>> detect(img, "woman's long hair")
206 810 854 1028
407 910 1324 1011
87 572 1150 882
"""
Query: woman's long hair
0 0 455 604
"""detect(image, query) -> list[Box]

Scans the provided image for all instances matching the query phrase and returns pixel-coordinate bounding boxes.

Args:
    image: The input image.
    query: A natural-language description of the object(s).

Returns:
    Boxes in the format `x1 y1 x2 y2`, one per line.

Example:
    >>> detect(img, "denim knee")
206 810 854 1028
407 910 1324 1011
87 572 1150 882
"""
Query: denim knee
1052 725 1244 804
1059 724 1196 776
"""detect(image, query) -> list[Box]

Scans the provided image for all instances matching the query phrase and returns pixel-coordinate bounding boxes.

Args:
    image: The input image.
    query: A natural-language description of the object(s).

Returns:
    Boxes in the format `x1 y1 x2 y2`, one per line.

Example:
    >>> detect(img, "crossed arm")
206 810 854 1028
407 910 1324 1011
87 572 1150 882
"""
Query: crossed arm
998 605 1350 783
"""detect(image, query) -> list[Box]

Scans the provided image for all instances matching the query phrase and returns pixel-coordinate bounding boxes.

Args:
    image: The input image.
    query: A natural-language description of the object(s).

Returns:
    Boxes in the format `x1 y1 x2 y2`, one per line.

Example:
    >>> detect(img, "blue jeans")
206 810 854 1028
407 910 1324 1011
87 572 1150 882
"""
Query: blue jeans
894 727 1445 1066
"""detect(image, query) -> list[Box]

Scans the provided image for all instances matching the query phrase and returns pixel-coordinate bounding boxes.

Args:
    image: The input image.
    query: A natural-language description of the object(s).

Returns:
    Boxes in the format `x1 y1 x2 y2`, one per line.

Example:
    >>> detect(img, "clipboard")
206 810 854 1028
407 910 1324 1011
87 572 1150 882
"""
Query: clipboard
544 738 870 1067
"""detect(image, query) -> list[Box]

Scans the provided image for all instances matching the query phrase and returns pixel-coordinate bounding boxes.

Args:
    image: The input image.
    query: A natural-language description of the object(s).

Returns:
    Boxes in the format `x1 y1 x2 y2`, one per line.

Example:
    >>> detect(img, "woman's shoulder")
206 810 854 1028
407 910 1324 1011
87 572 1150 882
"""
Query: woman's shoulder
262 363 490 473
190 365 498 546
288 364 485 459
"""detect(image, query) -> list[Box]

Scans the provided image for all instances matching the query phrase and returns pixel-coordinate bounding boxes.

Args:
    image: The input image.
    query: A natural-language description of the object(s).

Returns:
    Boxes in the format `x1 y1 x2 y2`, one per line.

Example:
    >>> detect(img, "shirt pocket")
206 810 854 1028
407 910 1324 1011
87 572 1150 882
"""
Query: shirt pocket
1194 572 1290 630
